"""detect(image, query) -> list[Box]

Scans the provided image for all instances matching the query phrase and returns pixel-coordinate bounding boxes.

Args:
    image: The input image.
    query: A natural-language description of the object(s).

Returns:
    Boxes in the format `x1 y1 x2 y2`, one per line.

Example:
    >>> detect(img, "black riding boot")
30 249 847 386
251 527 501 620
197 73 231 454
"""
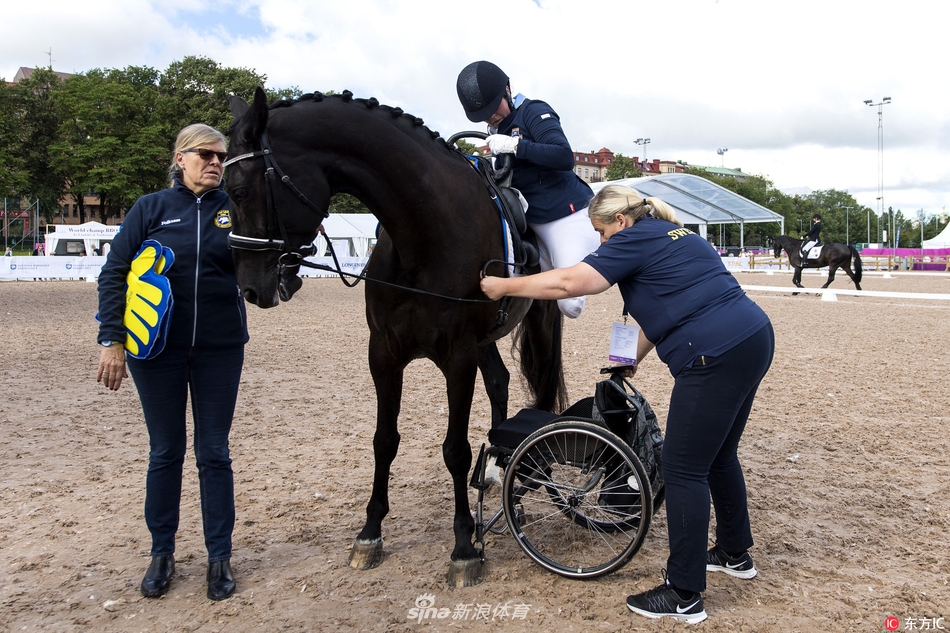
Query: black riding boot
140 554 175 597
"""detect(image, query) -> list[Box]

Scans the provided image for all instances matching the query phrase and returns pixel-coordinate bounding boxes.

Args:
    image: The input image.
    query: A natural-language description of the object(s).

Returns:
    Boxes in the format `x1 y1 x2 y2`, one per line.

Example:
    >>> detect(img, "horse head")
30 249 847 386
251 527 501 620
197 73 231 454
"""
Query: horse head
225 87 331 307
769 236 783 258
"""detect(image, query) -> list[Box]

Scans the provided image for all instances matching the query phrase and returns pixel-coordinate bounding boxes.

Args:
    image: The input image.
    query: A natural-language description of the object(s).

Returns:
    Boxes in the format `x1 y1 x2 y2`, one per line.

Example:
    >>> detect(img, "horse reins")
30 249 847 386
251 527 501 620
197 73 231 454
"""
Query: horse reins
222 132 505 305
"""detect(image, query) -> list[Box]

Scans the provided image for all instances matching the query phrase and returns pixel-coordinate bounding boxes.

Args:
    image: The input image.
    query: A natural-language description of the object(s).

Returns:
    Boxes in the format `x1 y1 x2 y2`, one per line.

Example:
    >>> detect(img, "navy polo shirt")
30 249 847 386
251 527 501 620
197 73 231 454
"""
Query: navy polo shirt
583 217 769 377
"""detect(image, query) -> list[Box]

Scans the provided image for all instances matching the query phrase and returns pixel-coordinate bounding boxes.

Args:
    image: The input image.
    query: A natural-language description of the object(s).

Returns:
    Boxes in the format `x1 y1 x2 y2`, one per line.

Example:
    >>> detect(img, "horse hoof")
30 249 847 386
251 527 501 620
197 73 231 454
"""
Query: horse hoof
348 538 384 570
447 558 484 588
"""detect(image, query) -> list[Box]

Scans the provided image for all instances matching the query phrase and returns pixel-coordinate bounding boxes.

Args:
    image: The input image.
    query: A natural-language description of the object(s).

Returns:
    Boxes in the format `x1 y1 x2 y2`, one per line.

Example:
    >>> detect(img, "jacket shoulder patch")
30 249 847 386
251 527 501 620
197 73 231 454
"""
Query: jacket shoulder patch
215 209 232 229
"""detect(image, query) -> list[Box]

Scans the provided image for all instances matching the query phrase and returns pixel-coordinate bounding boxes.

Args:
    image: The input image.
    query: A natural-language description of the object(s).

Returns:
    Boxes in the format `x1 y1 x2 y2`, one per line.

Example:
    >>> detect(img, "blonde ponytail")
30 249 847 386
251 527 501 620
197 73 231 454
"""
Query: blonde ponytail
589 185 681 226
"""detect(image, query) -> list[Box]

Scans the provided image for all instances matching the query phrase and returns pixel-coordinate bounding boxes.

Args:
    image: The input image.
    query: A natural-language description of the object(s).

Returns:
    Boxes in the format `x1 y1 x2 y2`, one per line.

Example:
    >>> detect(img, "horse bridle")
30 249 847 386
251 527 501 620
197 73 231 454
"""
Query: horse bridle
222 130 327 267
222 131 502 310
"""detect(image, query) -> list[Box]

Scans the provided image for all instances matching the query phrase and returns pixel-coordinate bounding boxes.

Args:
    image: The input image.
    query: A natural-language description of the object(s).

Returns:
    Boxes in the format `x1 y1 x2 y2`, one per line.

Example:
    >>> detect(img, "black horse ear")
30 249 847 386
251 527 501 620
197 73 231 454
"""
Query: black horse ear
231 88 268 143
229 95 250 119
248 87 269 139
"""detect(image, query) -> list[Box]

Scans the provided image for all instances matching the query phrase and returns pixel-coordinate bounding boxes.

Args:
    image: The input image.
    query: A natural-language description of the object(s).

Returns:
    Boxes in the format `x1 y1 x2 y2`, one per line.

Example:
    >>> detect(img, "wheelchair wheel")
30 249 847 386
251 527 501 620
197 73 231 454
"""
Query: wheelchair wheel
502 419 653 579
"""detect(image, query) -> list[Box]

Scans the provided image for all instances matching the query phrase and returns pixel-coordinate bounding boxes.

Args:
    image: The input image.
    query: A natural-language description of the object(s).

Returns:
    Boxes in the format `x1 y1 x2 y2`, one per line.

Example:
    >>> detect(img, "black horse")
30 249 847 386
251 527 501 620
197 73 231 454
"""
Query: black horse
224 88 566 586
768 235 863 291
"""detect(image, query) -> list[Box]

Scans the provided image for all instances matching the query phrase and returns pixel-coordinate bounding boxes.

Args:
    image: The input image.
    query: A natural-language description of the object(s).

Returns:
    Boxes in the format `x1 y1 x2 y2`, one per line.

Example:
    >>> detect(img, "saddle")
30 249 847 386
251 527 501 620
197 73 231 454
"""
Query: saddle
801 243 823 264
465 154 540 275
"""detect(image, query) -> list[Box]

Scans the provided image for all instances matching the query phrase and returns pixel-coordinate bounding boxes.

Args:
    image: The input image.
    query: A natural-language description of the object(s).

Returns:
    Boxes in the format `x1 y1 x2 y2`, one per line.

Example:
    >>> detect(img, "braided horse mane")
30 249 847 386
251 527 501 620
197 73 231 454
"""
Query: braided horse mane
268 89 456 151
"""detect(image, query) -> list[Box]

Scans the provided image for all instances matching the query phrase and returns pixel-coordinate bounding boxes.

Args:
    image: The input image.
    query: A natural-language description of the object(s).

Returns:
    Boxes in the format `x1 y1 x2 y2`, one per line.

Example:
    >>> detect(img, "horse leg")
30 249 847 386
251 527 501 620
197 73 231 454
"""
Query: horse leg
348 339 406 571
791 266 803 295
821 264 838 289
843 262 862 290
477 342 509 429
440 354 484 587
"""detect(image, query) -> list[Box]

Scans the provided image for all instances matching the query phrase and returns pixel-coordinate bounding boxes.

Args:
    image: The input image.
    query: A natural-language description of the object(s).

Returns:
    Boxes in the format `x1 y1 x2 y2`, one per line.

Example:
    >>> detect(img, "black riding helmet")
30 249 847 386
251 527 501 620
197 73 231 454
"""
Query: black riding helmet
457 61 512 123
813 213 822 220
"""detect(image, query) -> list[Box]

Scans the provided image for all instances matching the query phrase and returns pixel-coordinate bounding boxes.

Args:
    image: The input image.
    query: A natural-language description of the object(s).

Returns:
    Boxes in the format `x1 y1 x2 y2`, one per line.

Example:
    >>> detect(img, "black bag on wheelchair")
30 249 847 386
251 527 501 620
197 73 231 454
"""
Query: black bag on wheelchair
592 375 665 508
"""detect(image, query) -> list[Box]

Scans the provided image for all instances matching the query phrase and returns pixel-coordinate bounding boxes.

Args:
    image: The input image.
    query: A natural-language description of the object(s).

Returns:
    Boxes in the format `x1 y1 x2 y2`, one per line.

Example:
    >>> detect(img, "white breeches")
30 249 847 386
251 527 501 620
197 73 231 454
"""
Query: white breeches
530 207 601 318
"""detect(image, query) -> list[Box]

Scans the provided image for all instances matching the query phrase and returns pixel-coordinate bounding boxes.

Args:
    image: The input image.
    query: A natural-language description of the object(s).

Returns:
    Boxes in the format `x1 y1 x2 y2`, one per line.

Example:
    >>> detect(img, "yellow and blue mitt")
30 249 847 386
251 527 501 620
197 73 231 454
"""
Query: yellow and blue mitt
123 240 175 359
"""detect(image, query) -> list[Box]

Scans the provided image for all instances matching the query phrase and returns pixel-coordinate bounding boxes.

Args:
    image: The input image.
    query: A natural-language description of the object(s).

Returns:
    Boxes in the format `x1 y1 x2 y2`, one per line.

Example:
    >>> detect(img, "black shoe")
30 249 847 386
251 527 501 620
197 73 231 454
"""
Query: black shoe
207 560 236 601
626 572 707 624
140 555 174 598
706 545 757 579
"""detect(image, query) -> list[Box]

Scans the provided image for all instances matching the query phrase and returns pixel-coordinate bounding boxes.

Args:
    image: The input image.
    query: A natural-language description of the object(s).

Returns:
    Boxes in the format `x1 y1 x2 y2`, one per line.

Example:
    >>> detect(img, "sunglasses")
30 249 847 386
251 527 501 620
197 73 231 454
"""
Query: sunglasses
183 148 228 162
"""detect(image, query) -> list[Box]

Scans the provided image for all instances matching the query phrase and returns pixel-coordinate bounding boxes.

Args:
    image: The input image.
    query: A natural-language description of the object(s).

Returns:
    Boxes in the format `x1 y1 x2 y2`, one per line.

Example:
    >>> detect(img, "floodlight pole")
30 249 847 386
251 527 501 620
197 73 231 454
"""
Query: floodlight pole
864 97 891 247
717 147 729 167
635 138 651 162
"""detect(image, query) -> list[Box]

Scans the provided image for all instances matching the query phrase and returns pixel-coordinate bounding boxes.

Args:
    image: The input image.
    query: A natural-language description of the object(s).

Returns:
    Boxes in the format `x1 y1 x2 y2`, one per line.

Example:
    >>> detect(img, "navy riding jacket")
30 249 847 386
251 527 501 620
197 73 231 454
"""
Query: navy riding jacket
97 178 248 350
495 97 593 225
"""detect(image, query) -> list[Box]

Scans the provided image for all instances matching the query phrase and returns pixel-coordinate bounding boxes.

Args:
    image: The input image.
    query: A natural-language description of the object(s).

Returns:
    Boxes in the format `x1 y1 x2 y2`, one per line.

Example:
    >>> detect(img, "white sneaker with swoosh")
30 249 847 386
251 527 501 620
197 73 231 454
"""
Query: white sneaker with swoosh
706 545 758 579
626 575 707 624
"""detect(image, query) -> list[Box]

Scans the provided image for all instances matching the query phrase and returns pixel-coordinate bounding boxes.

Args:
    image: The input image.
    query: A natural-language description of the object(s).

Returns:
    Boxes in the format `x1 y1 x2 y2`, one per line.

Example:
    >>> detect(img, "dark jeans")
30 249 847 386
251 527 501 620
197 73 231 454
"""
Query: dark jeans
127 345 244 562
662 323 774 593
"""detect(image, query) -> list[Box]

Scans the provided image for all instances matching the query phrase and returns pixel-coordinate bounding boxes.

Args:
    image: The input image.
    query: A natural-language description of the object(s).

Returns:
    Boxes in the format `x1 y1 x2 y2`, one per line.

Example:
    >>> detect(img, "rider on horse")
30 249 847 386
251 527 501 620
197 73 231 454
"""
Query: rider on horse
800 213 822 263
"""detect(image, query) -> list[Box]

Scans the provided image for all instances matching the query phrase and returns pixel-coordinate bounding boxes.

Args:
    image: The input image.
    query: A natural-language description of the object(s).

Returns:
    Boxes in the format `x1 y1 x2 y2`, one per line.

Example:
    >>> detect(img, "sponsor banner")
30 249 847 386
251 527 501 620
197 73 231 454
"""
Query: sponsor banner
0 256 107 280
0 255 369 281
299 256 370 278
47 224 121 239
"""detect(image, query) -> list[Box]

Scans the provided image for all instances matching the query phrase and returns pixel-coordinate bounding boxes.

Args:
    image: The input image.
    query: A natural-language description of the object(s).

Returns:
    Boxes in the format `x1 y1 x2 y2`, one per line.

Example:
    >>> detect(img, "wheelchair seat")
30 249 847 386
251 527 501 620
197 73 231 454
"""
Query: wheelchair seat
488 396 597 449
487 408 558 449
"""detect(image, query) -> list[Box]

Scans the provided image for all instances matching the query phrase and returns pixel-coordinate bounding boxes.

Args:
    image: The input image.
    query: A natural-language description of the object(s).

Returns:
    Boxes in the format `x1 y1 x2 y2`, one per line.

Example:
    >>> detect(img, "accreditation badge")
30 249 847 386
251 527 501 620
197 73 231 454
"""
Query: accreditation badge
609 322 639 365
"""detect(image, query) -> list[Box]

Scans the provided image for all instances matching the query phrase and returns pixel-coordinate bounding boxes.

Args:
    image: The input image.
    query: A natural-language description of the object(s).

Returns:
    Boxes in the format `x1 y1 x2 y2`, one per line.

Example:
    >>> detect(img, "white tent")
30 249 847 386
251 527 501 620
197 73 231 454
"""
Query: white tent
314 214 379 257
922 222 950 249
591 174 785 246
44 221 120 256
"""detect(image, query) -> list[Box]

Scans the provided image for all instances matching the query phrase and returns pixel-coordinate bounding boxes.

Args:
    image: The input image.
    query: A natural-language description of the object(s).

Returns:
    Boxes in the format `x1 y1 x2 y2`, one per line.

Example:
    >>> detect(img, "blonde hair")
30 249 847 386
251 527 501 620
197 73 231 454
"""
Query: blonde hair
588 184 682 227
168 123 227 185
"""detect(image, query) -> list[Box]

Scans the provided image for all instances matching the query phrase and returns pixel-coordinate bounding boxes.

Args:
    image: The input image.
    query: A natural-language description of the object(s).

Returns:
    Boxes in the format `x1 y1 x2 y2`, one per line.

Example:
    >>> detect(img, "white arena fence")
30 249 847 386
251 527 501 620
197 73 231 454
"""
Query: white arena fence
0 255 370 281
740 284 950 302
4 256 949 304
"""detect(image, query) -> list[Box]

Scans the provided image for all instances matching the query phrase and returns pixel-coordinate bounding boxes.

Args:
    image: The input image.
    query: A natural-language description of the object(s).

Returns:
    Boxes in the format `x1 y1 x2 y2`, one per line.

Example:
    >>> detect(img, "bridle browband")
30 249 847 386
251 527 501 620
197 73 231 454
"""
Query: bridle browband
223 130 327 267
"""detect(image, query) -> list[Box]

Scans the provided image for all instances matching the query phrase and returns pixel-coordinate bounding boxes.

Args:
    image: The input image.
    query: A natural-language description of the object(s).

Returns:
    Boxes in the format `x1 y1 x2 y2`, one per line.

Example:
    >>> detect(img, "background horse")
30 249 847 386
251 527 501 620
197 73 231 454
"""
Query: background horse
225 88 566 586
768 235 863 291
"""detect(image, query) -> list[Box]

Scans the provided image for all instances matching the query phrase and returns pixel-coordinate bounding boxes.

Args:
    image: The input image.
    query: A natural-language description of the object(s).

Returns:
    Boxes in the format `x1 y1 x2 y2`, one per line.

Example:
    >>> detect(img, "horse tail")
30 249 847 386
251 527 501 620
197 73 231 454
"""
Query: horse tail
850 246 863 283
512 299 568 413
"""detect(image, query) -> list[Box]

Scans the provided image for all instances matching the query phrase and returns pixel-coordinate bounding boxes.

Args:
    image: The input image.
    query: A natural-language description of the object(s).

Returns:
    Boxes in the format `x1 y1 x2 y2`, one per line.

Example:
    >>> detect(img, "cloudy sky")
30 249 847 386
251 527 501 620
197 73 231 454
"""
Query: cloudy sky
5 0 948 218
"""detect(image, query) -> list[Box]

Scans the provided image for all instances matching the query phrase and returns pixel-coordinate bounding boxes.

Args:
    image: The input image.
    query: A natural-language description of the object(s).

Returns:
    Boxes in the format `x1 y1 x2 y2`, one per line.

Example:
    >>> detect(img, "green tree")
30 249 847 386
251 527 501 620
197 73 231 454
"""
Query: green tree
157 56 271 134
605 154 642 180
0 80 28 199
53 66 167 223
454 139 479 155
329 193 370 214
8 68 66 223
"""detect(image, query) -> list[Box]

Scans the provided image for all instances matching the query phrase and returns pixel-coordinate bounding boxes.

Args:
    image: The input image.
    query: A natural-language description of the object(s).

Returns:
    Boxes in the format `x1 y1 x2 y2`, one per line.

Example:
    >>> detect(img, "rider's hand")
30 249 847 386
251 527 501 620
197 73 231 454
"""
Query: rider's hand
486 134 519 155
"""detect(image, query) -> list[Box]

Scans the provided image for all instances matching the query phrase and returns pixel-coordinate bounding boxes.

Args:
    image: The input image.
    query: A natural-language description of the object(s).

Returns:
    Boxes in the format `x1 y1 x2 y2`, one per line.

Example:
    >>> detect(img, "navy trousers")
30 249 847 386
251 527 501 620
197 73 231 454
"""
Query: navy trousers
127 345 244 562
662 323 774 593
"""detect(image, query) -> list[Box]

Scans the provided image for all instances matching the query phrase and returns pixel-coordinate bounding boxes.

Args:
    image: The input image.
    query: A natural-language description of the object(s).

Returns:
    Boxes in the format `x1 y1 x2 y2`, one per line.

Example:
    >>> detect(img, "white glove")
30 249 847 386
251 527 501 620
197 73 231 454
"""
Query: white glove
486 134 519 154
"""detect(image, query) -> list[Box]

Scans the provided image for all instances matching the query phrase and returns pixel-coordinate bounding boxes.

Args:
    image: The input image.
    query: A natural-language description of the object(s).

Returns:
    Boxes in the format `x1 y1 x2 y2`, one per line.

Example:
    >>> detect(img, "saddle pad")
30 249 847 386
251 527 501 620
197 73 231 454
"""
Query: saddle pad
488 408 560 449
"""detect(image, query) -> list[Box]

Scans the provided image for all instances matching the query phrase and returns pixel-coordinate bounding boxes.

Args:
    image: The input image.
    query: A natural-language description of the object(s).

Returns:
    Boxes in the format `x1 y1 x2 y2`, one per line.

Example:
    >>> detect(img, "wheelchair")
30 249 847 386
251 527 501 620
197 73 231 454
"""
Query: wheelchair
470 367 665 579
